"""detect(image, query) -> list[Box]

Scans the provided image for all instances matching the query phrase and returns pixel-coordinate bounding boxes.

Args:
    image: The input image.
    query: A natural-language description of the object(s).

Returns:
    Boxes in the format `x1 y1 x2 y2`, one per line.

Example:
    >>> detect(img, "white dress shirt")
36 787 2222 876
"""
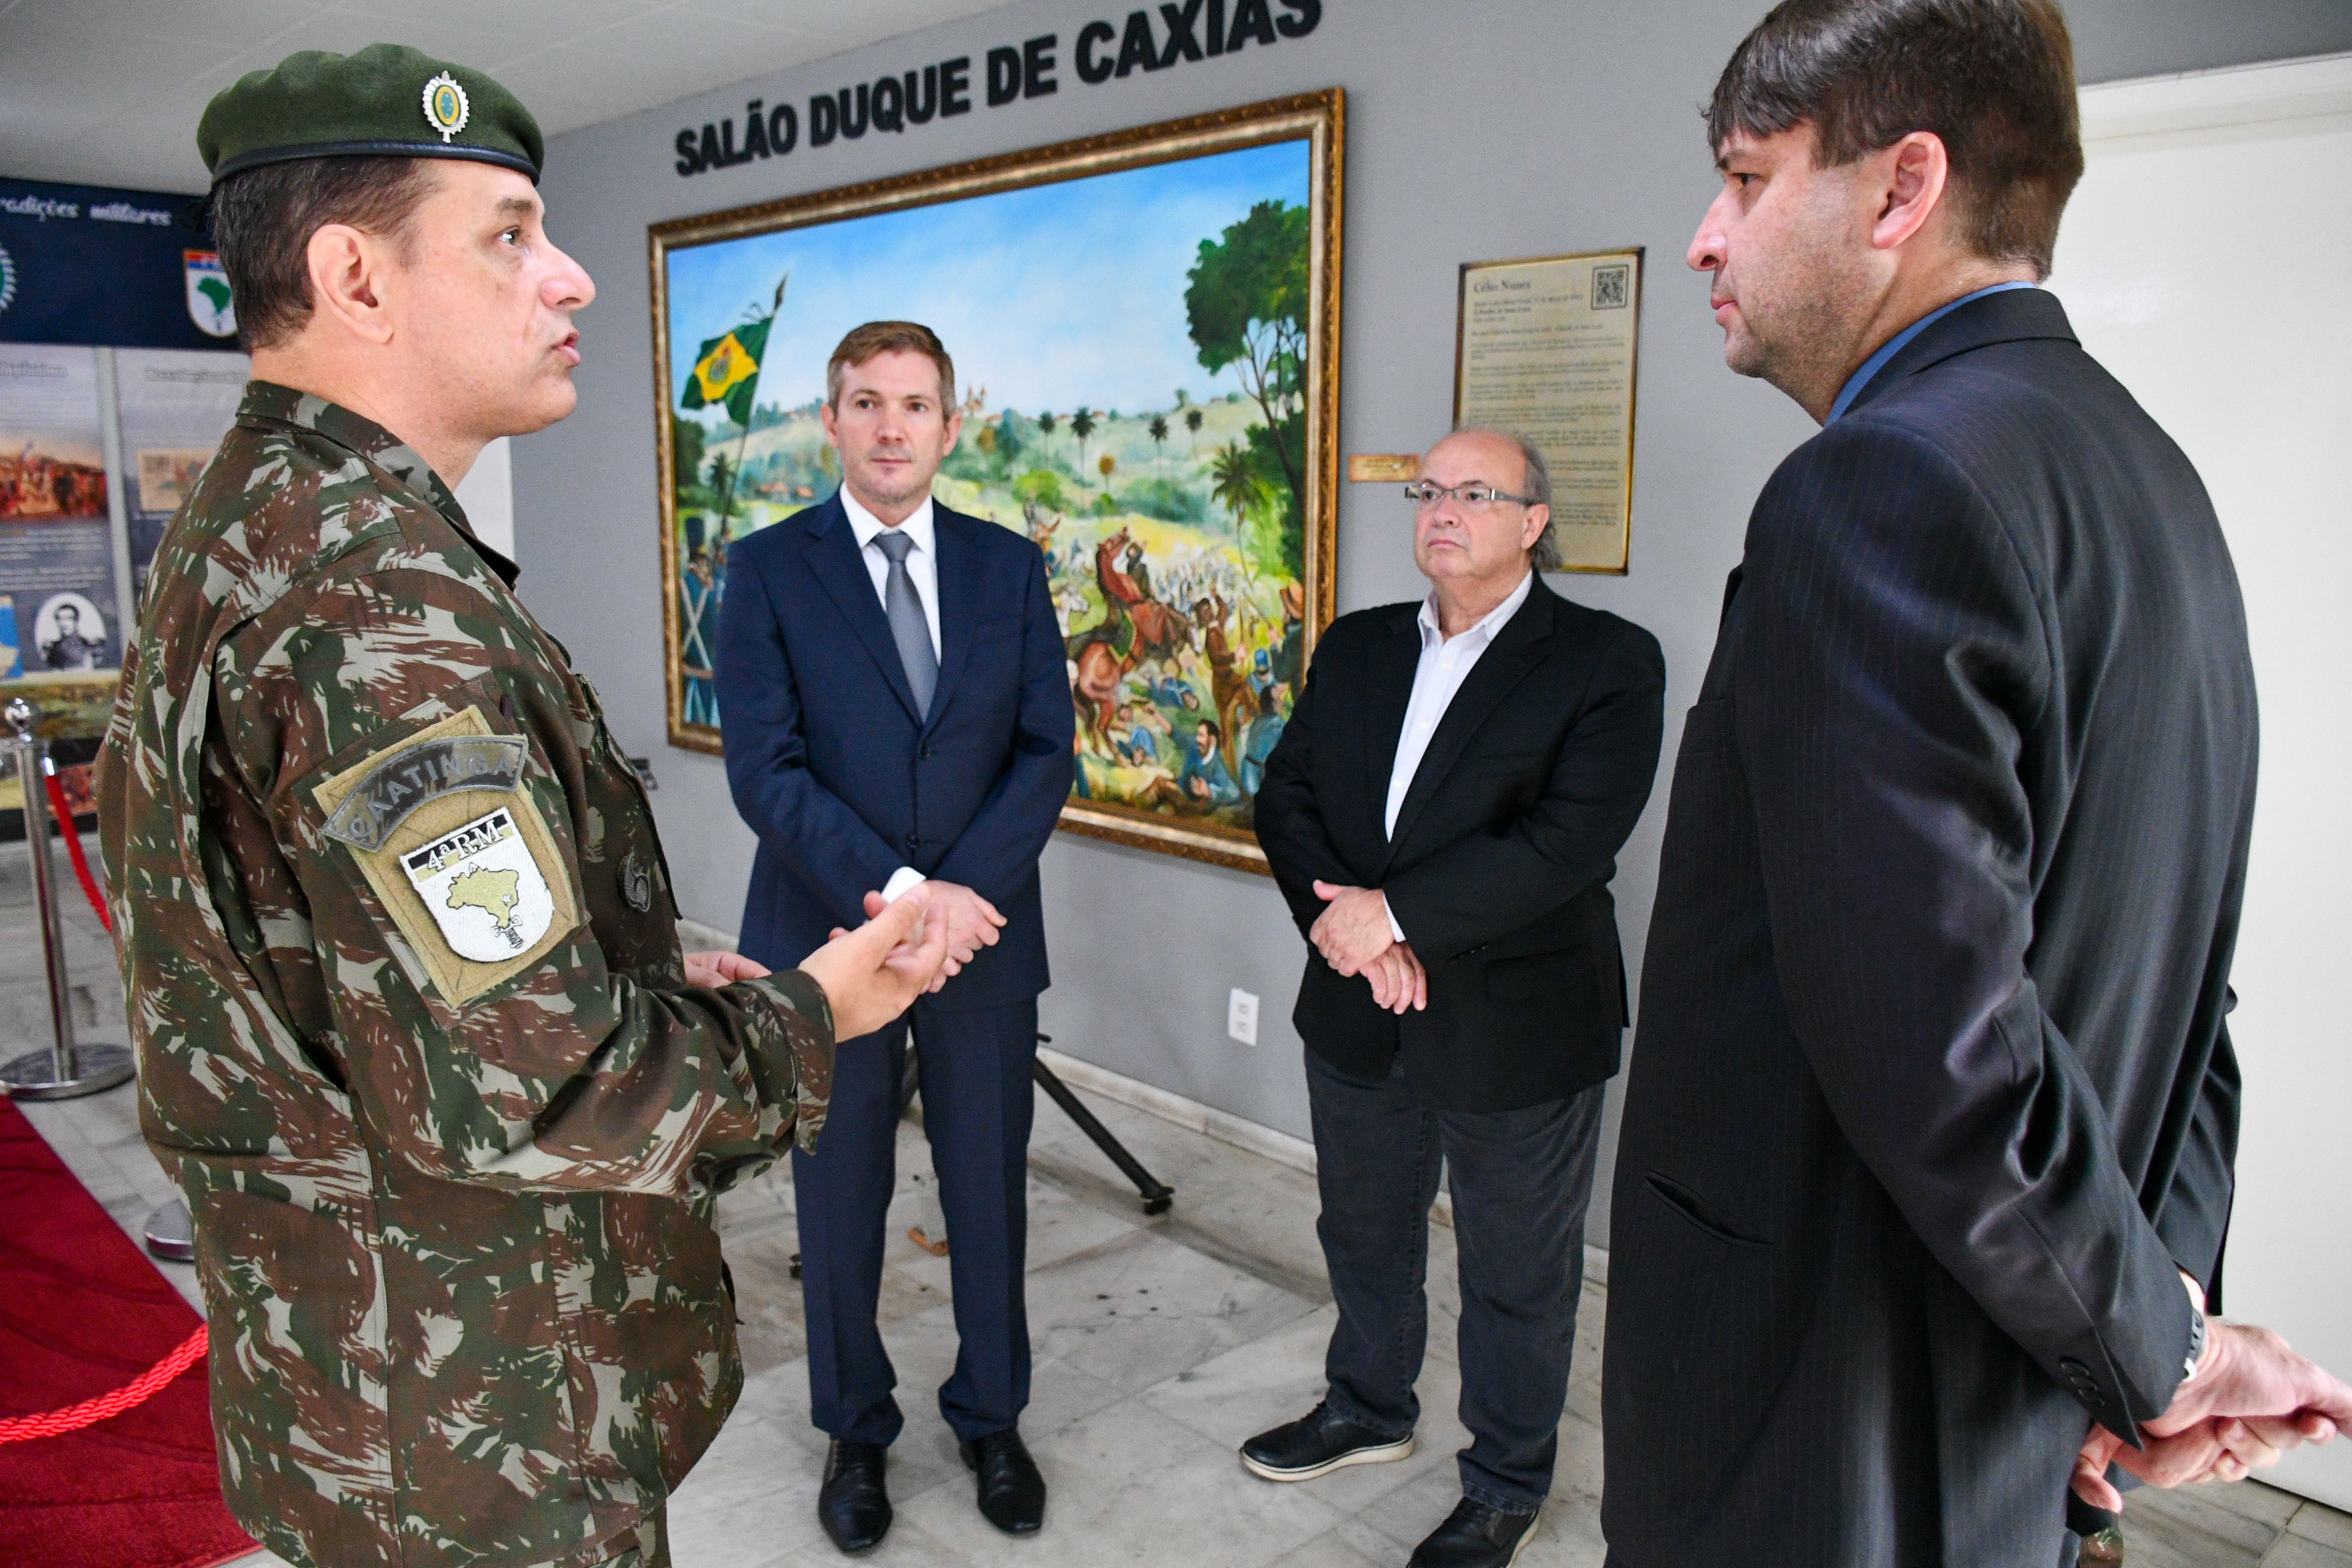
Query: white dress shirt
1379 569 1534 939
839 485 941 901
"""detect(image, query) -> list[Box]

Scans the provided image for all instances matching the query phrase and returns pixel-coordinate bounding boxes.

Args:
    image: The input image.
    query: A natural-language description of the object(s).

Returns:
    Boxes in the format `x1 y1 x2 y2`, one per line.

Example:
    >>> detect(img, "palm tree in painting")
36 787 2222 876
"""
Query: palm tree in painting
1148 413 1169 474
1210 442 1263 534
1070 407 1097 473
1184 406 1204 455
1036 411 1058 459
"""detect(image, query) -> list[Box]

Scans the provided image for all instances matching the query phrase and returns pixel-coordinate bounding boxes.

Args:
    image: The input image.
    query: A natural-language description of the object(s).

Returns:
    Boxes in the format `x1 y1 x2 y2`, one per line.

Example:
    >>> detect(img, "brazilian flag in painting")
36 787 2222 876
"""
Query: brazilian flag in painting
681 318 770 426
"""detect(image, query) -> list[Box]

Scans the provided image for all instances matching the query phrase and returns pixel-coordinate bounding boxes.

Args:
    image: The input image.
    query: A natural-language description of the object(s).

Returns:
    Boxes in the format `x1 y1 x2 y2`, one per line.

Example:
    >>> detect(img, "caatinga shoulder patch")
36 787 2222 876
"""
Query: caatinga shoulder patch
311 705 580 1006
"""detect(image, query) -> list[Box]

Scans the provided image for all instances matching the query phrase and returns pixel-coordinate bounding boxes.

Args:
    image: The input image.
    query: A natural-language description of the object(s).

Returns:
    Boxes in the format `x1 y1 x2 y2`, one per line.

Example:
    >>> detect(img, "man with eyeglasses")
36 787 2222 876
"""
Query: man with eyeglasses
1250 428 1665 1568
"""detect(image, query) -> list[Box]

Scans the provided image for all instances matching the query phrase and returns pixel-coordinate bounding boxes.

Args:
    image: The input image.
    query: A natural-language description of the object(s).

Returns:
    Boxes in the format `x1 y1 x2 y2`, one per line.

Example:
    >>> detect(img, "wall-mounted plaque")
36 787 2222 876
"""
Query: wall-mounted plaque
1346 454 1420 483
1453 248 1642 574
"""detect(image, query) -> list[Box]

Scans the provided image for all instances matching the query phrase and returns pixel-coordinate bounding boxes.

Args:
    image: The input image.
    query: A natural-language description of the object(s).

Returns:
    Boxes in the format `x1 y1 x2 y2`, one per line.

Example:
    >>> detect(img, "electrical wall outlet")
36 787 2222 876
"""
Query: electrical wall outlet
1227 988 1260 1046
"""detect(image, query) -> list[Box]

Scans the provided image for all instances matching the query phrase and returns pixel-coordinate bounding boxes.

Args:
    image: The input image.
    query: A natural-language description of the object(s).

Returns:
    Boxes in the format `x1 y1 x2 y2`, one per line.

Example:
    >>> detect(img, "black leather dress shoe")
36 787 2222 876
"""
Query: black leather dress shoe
817 1439 891 1554
959 1428 1046 1534
1239 1400 1415 1482
1407 1498 1538 1568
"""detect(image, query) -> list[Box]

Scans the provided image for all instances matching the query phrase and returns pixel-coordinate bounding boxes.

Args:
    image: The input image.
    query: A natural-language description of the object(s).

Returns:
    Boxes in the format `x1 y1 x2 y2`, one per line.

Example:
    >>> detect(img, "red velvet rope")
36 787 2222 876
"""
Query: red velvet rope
2 775 204 1443
43 771 111 934
0 1325 208 1443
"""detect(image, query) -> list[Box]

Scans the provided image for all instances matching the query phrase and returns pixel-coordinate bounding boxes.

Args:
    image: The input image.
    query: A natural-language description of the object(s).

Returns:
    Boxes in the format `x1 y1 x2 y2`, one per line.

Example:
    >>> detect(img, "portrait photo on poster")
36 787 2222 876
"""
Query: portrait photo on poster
32 591 105 671
649 90 1344 873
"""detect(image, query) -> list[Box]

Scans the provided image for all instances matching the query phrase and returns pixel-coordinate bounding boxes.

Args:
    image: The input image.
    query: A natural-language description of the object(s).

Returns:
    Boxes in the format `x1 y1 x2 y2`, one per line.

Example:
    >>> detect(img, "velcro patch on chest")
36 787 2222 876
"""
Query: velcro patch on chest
311 706 580 1006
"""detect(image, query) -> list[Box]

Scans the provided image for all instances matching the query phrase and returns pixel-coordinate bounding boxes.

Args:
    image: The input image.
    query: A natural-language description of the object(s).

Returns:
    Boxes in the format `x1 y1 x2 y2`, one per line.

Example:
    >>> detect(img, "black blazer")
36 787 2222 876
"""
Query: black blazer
1603 291 2255 1567
1255 575 1664 1111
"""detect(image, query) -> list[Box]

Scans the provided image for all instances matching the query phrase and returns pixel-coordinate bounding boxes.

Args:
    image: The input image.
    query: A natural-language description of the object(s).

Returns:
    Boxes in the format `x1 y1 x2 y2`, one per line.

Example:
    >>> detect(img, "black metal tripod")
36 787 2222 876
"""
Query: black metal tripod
1024 1035 1174 1214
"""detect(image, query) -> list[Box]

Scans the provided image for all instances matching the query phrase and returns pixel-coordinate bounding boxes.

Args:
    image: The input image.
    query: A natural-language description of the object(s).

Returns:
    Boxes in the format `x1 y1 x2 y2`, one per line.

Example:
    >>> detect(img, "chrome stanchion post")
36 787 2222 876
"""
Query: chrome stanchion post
2 696 133 1099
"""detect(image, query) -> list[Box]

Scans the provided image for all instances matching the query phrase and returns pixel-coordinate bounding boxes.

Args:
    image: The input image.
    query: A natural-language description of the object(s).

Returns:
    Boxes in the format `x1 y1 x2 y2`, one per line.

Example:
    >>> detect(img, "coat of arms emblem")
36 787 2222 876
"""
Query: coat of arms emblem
183 250 235 338
400 805 556 962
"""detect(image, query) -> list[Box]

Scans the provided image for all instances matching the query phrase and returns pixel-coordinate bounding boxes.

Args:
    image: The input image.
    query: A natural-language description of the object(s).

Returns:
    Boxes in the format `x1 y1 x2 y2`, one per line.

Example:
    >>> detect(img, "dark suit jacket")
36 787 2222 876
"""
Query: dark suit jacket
1603 291 2254 1567
716 491 1073 1010
1255 575 1664 1111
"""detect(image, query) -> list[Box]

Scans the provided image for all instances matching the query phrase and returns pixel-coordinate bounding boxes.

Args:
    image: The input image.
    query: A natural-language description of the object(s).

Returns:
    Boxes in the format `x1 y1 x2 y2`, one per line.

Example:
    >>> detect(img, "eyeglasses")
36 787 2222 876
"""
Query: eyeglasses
1403 481 1535 511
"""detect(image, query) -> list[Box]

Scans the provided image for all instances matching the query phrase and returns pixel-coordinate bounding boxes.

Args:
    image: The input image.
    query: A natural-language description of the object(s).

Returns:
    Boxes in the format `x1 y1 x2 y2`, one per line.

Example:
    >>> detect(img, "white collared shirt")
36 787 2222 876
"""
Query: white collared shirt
1380 569 1534 939
839 484 942 658
839 485 941 902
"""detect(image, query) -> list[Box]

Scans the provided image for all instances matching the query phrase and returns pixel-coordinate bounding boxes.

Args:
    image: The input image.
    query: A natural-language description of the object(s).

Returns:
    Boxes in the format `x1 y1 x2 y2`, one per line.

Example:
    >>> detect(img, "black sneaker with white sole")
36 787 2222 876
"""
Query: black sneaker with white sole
1239 1400 1415 1482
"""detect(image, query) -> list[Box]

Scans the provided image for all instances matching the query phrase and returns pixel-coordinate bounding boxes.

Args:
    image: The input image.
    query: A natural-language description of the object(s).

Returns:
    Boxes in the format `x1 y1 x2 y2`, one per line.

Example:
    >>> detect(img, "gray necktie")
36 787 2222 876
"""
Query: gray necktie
871 528 937 717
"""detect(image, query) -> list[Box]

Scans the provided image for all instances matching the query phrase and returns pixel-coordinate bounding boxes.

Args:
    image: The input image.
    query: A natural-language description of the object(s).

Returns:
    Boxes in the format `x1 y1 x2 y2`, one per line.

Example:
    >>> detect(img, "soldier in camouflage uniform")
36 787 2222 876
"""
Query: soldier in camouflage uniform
95 45 946 1568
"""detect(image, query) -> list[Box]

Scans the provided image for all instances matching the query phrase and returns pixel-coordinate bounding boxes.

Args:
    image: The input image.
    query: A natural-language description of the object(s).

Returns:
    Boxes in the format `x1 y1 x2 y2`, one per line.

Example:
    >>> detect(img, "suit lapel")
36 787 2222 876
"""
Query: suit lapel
802 497 922 725
1381 584 1557 864
922 505 976 734
1359 607 1422 825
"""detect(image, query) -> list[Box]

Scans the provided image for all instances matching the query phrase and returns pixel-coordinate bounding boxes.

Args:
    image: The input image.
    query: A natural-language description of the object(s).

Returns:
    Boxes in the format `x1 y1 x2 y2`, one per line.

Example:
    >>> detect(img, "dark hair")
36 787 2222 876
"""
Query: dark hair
826 320 956 411
1707 0 2083 276
211 156 434 350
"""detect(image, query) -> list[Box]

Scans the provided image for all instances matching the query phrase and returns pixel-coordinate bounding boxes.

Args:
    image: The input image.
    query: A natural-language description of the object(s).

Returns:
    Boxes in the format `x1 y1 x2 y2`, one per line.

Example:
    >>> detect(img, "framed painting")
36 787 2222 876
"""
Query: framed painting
649 90 1343 874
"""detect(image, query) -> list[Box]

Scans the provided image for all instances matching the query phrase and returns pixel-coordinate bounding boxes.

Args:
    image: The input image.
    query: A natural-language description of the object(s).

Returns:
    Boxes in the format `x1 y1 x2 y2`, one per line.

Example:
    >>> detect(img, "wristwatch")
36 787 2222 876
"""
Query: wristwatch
2183 1295 2209 1383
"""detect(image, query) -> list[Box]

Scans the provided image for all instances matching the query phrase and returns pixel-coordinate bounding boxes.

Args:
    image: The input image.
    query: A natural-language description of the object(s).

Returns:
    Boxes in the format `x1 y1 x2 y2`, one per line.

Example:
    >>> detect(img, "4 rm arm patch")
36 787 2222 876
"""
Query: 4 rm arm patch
401 806 554 961
310 705 581 1006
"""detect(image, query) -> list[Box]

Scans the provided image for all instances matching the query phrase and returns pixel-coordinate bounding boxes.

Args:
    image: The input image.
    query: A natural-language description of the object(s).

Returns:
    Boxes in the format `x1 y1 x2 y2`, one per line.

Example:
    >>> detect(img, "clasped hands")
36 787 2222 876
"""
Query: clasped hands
2070 1287 2352 1512
1310 879 1427 1015
681 879 1006 1043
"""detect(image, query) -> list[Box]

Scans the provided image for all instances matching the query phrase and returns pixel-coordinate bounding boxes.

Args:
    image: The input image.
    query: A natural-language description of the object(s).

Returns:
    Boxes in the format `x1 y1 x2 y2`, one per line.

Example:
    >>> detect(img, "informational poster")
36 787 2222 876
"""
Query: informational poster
114 346 249 595
1454 248 1644 574
0 177 237 822
0 343 120 674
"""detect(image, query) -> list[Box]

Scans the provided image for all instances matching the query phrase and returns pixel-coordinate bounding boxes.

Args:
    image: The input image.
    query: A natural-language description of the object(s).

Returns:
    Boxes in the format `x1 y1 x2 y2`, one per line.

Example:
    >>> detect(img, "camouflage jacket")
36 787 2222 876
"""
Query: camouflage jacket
95 383 835 1568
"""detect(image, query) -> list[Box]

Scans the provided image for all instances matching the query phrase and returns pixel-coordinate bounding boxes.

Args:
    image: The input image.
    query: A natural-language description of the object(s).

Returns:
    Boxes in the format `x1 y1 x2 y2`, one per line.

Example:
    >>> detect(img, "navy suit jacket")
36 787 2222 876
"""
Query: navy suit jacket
716 491 1074 1011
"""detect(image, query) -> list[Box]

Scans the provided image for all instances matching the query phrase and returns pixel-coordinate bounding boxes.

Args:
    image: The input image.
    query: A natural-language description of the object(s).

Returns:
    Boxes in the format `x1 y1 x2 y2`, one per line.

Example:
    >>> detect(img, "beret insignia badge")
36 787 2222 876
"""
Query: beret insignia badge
422 72 470 143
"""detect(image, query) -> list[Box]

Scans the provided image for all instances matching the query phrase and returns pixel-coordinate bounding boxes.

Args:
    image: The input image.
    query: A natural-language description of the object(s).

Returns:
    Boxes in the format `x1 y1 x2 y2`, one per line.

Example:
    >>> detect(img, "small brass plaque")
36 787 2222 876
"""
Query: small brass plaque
1348 454 1421 483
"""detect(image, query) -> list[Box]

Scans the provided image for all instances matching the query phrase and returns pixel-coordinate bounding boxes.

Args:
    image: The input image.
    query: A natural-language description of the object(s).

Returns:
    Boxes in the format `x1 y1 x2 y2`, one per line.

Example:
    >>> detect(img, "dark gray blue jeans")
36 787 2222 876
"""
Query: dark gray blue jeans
1306 1048 1607 1513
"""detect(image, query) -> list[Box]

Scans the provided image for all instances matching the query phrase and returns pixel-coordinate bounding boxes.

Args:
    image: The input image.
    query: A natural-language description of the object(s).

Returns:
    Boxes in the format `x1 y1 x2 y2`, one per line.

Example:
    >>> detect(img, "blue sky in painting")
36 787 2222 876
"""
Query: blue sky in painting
662 139 1310 421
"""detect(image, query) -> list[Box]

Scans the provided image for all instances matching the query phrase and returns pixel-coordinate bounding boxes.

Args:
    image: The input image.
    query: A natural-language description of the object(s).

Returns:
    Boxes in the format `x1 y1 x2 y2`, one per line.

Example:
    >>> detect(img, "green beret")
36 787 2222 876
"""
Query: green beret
199 43 542 184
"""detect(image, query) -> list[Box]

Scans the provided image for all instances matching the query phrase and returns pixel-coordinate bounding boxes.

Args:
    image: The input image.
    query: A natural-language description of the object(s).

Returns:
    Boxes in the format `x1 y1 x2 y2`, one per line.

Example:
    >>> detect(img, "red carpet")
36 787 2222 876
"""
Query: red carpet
0 1095 255 1568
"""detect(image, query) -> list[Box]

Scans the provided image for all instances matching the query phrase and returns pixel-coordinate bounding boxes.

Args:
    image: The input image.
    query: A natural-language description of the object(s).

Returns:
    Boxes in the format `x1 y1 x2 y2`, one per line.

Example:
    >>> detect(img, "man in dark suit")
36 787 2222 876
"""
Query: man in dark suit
1603 4 2352 1566
1250 428 1665 1568
716 321 1074 1553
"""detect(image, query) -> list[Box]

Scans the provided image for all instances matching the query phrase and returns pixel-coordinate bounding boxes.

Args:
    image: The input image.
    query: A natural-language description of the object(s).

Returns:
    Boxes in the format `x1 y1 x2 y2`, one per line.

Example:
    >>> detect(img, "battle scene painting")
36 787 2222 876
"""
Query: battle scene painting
651 93 1342 871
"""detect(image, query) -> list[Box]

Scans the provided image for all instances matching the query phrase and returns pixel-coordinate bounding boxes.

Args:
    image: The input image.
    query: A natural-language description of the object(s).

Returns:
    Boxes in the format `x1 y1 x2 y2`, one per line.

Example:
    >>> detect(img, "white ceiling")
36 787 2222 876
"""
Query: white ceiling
0 0 1015 194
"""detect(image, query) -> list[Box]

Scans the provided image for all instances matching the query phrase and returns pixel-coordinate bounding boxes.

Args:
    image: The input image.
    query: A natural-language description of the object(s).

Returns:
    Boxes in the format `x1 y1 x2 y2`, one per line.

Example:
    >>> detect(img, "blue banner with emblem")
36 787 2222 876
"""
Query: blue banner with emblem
0 177 229 349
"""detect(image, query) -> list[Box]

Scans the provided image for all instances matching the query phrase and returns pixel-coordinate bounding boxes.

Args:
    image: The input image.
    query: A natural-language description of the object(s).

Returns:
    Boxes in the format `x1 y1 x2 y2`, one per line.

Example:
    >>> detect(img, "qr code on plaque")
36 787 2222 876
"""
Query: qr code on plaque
1591 264 1631 310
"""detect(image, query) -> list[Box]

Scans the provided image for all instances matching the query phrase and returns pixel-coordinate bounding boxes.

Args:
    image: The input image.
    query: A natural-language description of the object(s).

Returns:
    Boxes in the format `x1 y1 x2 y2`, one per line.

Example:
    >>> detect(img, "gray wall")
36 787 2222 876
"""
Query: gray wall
514 0 2352 1243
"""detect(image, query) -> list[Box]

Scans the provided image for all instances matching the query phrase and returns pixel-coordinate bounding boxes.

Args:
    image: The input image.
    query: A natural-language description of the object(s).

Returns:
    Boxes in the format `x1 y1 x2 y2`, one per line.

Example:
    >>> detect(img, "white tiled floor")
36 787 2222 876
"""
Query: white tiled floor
8 827 2350 1568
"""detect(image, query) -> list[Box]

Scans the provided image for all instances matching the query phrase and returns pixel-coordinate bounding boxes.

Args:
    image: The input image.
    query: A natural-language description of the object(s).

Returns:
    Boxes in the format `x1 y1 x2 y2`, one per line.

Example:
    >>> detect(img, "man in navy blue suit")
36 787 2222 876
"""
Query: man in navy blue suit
716 321 1073 1554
